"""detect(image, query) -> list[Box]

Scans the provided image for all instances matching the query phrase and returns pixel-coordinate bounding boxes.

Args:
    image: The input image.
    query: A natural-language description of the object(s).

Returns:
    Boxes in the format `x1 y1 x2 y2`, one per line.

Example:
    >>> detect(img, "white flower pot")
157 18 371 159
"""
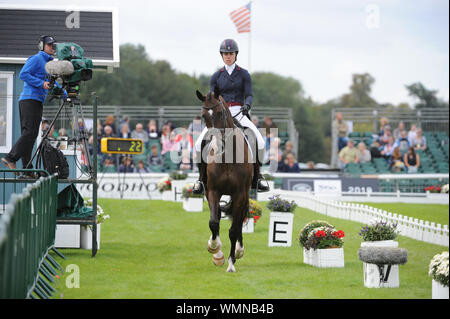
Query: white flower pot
310 248 345 268
361 240 399 288
242 218 254 233
182 197 203 212
171 180 186 202
432 280 449 299
161 190 173 201
55 225 80 248
268 212 294 247
80 224 101 250
303 248 312 265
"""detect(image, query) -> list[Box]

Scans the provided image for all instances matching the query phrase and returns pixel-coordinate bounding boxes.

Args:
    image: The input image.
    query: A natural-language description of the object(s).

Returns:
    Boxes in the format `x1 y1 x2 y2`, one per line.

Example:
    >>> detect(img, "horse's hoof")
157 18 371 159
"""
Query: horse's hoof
208 237 221 254
235 243 244 259
207 244 221 254
226 257 236 273
212 251 225 266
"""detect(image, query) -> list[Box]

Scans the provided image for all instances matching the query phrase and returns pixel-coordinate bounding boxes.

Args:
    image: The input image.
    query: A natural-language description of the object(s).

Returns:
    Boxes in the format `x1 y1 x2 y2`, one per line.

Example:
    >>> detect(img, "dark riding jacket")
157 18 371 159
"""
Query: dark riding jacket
210 65 253 107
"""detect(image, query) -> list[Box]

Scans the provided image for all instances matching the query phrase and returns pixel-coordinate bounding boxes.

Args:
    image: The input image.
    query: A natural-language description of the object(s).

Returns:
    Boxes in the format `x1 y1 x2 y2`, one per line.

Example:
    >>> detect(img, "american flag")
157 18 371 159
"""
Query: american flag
229 2 251 33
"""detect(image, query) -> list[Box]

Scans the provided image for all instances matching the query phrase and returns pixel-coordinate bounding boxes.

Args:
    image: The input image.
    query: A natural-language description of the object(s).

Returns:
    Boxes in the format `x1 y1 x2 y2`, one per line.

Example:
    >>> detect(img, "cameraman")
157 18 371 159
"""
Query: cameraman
1 35 55 176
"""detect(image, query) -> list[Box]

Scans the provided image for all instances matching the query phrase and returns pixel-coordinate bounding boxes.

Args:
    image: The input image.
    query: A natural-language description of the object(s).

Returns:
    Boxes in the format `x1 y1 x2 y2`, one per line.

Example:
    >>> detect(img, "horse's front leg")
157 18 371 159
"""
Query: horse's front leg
206 190 224 266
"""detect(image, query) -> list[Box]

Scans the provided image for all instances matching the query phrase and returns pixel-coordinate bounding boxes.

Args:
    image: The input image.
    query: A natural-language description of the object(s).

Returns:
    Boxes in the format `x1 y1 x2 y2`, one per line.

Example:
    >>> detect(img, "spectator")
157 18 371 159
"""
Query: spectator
381 136 396 158
266 137 282 166
102 125 114 138
393 130 410 154
408 124 417 145
134 160 149 173
410 128 427 151
333 112 349 152
338 139 358 169
279 153 301 173
58 128 67 137
392 121 405 140
379 127 392 146
131 123 149 143
369 140 383 159
379 117 389 136
188 116 204 137
119 115 130 133
147 119 160 139
356 142 371 163
179 148 192 171
102 155 116 173
118 122 130 138
262 116 278 149
282 141 296 162
119 156 134 173
404 146 420 173
306 161 315 169
251 115 260 128
148 144 163 166
161 125 175 155
103 115 116 135
96 119 103 136
389 147 405 172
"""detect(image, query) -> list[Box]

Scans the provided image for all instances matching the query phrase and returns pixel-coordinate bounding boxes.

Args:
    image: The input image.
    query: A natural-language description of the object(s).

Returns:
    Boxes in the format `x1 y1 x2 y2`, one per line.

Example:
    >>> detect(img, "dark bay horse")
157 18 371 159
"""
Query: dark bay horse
195 88 254 272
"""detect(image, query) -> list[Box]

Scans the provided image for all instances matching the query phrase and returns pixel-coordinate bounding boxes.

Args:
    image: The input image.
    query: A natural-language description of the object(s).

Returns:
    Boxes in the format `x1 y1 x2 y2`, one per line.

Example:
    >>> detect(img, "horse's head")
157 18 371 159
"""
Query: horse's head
196 87 233 129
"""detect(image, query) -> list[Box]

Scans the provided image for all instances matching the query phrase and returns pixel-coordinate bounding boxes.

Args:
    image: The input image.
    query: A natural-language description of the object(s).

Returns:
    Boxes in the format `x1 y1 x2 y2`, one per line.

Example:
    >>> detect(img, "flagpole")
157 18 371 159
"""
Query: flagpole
248 1 252 73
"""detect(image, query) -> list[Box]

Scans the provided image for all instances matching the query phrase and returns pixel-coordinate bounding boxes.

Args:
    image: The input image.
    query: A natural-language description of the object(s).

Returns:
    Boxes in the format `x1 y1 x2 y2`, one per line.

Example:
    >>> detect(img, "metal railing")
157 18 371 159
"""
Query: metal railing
0 173 60 299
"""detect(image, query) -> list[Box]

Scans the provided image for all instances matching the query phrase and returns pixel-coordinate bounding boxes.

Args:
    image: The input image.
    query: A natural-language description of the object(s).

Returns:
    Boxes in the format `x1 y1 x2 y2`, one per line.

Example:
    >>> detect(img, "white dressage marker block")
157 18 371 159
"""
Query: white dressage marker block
432 279 449 299
311 248 345 268
183 197 203 212
55 225 80 248
171 180 186 202
268 212 294 247
161 190 173 201
361 241 399 288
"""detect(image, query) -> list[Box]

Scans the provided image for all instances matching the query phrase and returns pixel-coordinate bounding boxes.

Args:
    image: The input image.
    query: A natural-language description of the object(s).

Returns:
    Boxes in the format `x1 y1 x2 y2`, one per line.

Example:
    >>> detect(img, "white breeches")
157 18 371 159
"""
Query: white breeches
194 106 265 153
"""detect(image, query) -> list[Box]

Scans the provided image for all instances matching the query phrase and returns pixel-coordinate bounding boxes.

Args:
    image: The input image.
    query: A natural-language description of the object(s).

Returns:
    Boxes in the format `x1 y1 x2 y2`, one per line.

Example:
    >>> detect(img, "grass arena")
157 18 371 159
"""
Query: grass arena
51 199 448 299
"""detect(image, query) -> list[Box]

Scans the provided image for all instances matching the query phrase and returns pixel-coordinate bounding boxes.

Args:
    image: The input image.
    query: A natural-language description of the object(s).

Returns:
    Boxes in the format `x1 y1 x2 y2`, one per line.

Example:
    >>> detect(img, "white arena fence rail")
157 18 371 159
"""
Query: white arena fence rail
272 191 449 247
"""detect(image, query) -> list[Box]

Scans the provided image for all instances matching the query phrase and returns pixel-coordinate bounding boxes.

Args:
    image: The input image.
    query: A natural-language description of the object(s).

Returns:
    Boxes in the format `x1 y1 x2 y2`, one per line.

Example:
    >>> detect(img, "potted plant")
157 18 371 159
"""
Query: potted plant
267 195 297 247
157 176 173 201
359 219 401 287
80 199 110 250
170 171 188 202
429 251 449 299
243 199 262 233
181 183 204 212
303 225 345 268
298 220 334 265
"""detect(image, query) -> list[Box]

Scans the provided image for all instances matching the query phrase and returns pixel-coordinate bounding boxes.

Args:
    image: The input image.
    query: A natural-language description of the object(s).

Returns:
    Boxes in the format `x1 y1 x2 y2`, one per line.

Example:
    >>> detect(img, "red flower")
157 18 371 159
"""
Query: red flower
165 180 170 185
254 215 260 223
250 210 255 214
188 189 192 193
315 230 326 238
333 230 345 238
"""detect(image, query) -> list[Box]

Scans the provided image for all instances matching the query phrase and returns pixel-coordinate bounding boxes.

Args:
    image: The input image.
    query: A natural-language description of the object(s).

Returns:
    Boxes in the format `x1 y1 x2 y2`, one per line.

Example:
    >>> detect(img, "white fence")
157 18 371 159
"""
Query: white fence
268 191 449 247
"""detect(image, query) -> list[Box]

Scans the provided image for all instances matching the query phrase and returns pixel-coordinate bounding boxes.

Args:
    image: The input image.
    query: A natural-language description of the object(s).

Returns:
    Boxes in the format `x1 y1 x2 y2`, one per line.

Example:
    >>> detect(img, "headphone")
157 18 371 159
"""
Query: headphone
38 35 52 51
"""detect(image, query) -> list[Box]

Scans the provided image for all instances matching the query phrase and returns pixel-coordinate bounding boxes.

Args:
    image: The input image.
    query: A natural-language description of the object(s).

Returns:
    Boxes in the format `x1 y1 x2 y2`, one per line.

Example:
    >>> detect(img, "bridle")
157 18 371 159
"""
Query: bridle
202 97 243 157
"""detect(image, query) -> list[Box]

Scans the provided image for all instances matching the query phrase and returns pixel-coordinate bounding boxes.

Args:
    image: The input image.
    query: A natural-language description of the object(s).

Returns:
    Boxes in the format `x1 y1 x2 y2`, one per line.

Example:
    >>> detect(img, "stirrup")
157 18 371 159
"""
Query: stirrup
192 180 205 195
219 200 232 214
256 178 270 193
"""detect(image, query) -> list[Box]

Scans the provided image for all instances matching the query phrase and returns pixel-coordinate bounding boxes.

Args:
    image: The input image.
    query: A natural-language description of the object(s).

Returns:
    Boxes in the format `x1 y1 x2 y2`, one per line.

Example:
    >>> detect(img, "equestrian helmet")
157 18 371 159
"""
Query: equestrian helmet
219 39 239 55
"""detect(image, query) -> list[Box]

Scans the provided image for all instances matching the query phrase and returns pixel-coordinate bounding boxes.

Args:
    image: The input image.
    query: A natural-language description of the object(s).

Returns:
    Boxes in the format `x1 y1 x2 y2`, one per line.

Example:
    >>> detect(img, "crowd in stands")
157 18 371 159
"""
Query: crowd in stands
334 113 449 174
59 114 302 174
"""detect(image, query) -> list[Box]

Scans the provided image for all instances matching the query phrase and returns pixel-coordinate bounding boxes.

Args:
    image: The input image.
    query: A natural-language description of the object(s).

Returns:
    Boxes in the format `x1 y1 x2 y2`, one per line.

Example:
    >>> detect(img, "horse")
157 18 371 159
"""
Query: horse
195 87 254 272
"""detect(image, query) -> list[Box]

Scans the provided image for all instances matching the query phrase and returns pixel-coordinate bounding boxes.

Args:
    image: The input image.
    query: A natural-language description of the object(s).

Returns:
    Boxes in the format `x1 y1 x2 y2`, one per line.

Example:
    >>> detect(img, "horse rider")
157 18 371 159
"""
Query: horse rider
193 38 270 196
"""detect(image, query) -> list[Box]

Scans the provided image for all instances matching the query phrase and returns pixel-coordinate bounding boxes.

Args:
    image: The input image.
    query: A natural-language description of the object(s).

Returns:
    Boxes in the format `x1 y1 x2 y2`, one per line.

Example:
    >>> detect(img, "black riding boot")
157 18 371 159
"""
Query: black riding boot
193 162 206 194
252 161 270 192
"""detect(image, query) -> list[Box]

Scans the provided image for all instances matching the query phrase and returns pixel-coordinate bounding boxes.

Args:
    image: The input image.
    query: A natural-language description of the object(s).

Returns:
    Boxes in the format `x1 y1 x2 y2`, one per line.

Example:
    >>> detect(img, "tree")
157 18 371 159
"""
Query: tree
340 73 378 108
405 82 449 109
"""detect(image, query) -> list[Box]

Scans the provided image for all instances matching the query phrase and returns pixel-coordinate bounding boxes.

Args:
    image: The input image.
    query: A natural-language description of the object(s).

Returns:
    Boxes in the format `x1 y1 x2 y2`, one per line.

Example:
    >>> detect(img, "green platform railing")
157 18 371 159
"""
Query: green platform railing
0 173 62 299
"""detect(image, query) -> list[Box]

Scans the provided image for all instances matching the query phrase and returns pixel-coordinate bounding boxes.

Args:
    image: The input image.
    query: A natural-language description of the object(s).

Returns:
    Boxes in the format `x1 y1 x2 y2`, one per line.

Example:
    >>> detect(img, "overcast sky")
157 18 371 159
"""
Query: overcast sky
4 0 449 105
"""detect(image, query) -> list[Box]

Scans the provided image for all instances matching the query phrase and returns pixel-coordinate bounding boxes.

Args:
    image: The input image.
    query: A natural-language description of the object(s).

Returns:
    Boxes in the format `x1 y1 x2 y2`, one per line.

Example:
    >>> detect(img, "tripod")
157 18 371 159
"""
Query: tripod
27 94 93 178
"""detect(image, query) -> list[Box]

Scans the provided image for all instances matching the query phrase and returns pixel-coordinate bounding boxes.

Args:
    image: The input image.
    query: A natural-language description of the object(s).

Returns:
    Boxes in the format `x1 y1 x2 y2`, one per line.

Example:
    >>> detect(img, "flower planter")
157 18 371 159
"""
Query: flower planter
80 224 101 250
182 197 203 212
361 240 399 288
310 248 344 268
268 212 294 247
171 180 186 202
55 225 80 248
161 190 173 201
303 248 312 265
242 218 254 233
432 279 449 299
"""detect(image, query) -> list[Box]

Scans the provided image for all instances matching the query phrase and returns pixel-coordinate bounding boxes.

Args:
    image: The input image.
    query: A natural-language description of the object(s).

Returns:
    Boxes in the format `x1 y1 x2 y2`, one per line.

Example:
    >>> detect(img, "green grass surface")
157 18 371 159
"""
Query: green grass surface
51 199 448 299
357 203 449 226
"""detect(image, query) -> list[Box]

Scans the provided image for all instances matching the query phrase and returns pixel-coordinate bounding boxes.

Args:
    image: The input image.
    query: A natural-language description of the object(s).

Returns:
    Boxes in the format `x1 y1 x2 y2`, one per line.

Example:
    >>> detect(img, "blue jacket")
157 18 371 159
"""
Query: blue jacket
210 65 252 106
19 51 53 103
